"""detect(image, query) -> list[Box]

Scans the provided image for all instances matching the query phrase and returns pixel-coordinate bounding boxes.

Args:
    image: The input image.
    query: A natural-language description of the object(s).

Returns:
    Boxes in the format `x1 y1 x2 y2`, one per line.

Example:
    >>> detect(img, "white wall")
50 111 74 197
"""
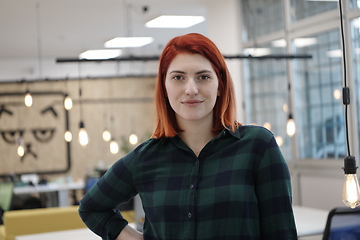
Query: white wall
290 160 346 210
206 0 245 124
0 57 158 82
300 175 343 209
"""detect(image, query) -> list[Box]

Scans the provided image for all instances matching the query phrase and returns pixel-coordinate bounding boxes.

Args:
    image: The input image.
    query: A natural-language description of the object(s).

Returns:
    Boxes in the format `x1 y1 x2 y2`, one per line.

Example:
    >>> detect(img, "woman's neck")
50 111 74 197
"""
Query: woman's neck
177 119 218 157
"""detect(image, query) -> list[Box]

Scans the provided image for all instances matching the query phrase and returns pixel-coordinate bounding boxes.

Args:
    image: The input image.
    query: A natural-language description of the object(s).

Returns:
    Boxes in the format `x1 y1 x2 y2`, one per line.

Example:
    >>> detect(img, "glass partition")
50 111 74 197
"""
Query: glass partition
290 0 338 22
293 30 345 159
351 17 360 157
241 0 360 162
349 0 360 10
241 0 284 42
243 43 291 160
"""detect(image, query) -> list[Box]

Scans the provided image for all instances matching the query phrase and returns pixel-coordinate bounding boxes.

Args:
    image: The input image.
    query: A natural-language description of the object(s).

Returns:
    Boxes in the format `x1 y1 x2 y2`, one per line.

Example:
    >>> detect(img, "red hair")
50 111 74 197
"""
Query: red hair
151 33 240 138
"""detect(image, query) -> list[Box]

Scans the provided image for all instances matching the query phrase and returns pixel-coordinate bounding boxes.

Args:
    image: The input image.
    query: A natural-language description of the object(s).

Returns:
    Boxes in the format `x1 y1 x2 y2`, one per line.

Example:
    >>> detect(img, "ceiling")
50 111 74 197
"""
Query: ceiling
0 0 208 59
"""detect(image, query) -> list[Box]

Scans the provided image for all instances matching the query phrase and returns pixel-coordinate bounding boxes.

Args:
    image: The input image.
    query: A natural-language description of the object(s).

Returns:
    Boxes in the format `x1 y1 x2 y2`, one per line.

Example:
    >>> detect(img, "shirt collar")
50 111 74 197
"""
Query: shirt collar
218 127 241 140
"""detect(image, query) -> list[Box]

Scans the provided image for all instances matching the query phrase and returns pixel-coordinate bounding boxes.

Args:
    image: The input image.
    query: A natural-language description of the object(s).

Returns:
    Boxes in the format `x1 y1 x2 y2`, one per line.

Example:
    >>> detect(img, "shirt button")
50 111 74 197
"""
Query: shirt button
188 213 192 219
195 160 199 165
190 184 194 189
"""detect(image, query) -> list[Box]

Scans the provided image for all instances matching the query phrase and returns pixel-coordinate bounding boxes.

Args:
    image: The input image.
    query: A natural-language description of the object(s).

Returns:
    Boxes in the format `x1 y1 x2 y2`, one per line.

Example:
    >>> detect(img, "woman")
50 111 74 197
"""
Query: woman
78 33 297 240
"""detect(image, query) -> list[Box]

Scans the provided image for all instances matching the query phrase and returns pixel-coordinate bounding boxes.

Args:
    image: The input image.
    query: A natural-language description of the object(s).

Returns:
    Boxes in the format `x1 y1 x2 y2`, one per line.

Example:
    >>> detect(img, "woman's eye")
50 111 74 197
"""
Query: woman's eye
198 75 210 80
173 75 183 80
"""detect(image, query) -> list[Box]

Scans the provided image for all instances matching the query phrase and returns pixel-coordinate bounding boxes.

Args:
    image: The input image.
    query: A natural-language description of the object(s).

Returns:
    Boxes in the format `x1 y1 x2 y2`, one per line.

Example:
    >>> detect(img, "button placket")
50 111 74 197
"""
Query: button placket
190 159 199 191
186 154 199 224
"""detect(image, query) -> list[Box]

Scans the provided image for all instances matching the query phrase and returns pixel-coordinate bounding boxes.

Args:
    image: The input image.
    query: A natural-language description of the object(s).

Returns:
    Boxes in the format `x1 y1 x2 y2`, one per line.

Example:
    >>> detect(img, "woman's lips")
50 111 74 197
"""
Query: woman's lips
181 100 203 107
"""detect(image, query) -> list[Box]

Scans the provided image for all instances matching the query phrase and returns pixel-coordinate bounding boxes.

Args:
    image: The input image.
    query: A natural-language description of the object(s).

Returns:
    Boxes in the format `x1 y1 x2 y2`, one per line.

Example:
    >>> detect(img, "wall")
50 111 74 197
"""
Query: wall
0 0 346 211
0 57 158 82
0 77 156 181
290 160 346 210
206 0 245 124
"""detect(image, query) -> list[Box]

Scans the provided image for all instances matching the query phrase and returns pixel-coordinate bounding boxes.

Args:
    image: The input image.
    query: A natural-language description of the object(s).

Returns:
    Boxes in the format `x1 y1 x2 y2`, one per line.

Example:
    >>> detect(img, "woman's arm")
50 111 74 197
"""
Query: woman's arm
79 150 139 239
255 128 297 239
116 225 143 240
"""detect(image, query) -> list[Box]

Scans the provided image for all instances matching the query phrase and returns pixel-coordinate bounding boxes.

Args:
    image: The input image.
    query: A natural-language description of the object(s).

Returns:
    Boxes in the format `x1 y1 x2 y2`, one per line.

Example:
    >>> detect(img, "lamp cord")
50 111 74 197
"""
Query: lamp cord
78 63 83 121
338 0 351 157
36 3 43 79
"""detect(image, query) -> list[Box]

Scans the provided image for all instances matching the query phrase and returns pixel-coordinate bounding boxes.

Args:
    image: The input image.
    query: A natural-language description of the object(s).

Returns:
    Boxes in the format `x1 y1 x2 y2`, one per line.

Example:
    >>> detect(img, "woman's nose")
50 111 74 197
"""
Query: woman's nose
184 79 199 95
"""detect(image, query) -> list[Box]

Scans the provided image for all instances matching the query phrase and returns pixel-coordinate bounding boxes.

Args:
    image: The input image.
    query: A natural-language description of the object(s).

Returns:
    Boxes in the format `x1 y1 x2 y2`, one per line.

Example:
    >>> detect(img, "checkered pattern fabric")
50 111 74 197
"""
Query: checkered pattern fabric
79 125 297 240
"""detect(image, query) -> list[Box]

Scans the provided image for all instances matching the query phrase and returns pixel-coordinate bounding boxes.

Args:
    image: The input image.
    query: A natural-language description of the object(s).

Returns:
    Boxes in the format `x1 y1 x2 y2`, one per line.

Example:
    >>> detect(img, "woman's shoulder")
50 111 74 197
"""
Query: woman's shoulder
132 137 169 154
236 124 274 141
120 138 165 164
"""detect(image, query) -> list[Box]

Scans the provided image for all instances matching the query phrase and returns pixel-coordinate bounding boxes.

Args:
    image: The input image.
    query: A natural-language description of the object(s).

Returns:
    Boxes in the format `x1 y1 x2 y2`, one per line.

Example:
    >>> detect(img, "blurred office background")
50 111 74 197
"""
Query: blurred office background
0 0 360 210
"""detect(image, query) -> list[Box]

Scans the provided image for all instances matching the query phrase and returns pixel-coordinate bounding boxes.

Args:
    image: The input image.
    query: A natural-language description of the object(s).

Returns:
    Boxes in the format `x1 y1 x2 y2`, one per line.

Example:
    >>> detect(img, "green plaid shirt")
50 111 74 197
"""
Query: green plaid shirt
79 125 297 240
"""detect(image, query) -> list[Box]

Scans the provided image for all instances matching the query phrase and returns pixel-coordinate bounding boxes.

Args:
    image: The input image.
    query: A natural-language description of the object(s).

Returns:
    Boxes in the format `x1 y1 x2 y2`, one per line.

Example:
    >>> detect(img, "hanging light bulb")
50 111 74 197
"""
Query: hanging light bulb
343 174 360 208
334 89 341 100
263 122 271 130
24 91 33 107
64 94 73 110
342 156 360 208
17 145 25 157
102 130 111 142
64 130 72 142
275 136 284 146
283 103 288 113
286 114 296 137
16 135 25 157
78 121 89 146
129 134 138 145
110 139 119 154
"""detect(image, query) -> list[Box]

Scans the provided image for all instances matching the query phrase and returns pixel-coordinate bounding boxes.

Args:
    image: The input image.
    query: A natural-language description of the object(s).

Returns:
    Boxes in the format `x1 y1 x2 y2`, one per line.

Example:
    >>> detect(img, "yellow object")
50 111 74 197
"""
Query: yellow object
0 206 134 240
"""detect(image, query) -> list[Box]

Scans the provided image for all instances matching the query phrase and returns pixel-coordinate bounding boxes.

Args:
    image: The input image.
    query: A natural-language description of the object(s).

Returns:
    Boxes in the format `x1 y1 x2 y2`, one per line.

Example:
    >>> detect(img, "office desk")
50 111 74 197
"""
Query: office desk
15 223 136 240
13 181 85 207
14 206 327 239
15 228 100 240
293 205 329 237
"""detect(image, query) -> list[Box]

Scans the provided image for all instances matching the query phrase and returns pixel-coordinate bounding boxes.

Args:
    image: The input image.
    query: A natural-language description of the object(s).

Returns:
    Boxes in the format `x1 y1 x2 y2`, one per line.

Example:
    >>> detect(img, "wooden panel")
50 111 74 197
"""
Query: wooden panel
0 77 156 181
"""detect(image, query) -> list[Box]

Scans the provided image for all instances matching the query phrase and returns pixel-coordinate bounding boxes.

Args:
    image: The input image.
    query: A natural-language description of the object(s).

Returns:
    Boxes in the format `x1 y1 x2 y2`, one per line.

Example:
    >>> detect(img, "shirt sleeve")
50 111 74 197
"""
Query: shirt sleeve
78 149 138 240
254 127 298 239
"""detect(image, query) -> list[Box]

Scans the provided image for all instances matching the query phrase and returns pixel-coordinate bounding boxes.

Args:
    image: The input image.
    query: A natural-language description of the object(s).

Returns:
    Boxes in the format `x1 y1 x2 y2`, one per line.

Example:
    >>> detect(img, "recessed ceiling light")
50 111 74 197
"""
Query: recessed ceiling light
272 39 287 47
271 38 318 48
293 38 317 48
353 18 360 28
326 49 342 58
307 0 338 1
79 49 122 60
244 48 271 56
104 37 154 48
145 15 205 28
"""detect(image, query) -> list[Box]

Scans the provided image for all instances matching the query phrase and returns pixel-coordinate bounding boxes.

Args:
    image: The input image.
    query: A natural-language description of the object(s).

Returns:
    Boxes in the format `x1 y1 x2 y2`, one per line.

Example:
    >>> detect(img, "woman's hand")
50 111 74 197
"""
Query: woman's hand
116 224 143 240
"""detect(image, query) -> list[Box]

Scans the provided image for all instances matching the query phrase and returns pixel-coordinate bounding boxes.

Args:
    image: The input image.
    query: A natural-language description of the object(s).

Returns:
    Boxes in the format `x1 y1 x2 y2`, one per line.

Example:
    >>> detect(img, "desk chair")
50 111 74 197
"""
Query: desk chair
322 207 360 240
0 182 14 224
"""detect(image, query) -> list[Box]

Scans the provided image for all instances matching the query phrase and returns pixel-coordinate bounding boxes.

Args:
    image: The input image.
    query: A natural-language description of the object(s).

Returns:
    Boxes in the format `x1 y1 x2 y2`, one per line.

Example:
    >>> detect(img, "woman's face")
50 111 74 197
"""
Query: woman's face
165 53 219 126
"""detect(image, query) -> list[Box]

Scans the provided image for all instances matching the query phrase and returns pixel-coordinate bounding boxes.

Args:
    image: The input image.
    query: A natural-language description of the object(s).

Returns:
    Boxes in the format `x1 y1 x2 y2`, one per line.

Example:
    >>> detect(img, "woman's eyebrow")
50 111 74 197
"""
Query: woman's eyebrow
168 69 213 75
169 70 185 74
196 70 213 74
